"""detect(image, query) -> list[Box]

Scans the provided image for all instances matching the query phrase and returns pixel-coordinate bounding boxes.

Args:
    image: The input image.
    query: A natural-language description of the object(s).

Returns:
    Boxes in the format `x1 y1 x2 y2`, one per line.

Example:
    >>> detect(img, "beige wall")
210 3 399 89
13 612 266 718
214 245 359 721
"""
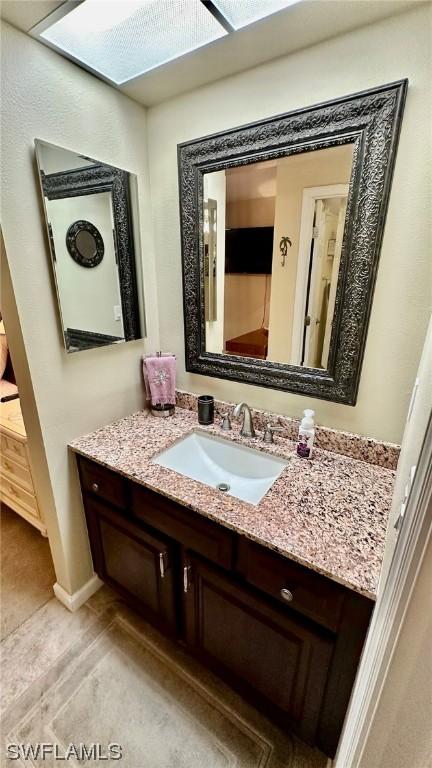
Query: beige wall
0 23 160 595
226 197 275 228
147 4 432 443
224 274 271 343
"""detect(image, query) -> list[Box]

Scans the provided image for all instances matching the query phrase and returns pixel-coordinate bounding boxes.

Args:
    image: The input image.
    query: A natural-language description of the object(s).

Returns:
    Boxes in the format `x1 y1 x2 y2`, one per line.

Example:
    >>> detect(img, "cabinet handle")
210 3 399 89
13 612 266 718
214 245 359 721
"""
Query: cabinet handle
280 588 293 602
183 565 191 593
159 552 166 579
91 482 99 493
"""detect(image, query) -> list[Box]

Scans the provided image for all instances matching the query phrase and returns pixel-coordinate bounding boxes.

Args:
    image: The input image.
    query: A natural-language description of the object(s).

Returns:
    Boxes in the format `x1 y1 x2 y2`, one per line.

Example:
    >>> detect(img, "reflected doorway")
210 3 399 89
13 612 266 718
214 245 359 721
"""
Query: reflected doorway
293 187 348 369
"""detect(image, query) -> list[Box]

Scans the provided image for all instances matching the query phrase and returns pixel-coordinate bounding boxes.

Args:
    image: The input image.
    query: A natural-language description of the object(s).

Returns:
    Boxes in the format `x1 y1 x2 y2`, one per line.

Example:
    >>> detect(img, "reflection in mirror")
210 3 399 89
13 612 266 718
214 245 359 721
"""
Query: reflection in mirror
75 230 97 259
35 140 145 353
66 219 105 268
204 198 217 322
203 144 353 370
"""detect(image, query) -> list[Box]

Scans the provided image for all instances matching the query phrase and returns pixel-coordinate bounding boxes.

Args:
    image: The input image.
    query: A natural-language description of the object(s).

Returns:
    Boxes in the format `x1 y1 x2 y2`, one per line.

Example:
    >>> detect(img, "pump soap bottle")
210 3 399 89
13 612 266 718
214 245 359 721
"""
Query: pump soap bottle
297 409 315 458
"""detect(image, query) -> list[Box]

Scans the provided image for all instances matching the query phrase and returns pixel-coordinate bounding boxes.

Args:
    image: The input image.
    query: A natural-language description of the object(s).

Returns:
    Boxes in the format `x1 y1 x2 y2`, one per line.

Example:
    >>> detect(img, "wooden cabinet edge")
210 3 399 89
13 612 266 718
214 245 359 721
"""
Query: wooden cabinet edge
0 427 44 533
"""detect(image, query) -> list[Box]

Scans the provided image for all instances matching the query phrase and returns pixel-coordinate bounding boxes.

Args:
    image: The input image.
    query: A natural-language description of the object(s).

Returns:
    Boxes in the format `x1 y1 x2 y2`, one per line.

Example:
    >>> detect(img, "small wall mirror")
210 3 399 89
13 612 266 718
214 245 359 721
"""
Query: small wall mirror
35 140 145 353
179 81 407 404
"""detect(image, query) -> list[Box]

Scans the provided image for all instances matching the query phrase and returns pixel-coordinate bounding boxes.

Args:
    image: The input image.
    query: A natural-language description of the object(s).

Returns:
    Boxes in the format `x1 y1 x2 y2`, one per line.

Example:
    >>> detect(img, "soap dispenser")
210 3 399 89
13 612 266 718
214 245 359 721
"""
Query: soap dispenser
297 409 315 458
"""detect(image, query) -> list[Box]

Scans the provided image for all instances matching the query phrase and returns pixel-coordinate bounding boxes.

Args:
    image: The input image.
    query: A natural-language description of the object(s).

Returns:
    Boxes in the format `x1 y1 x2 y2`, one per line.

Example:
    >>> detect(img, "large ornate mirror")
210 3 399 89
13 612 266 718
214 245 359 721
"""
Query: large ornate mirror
178 81 407 404
35 140 145 353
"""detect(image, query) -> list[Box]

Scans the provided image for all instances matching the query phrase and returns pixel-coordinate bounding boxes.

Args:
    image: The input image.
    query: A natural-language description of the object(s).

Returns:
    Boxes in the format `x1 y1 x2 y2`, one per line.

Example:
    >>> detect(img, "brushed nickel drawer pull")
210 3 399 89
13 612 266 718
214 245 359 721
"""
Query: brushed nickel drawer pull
280 588 293 602
183 565 191 593
91 482 99 493
159 552 166 579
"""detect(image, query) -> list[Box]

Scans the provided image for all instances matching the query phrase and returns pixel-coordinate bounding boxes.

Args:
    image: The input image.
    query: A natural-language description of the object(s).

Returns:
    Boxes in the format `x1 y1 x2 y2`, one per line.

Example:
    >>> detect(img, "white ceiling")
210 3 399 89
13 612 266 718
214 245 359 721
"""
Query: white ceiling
1 1 65 32
1 0 422 107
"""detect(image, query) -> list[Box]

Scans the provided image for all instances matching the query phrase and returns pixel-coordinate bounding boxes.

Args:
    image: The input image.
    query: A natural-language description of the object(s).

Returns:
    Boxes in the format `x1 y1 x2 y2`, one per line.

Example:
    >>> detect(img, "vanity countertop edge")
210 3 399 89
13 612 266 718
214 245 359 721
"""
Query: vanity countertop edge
69 407 396 601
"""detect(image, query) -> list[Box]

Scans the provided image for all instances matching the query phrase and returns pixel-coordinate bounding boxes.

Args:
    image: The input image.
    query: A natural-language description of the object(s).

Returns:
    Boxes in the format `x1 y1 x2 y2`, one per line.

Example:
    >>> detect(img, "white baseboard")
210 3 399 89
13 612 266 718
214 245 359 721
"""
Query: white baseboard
54 574 103 612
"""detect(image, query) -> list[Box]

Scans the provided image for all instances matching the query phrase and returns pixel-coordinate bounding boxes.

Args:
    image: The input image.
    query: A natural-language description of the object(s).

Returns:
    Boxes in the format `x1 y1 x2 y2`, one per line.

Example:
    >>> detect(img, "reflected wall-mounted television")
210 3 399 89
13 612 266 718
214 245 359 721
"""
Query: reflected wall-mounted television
225 226 274 275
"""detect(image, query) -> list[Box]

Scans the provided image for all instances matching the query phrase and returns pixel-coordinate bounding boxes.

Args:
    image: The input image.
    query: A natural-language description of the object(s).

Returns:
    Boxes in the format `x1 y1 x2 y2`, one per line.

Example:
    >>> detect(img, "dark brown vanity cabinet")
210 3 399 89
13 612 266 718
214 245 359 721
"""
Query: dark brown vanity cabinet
77 456 374 757
183 553 334 743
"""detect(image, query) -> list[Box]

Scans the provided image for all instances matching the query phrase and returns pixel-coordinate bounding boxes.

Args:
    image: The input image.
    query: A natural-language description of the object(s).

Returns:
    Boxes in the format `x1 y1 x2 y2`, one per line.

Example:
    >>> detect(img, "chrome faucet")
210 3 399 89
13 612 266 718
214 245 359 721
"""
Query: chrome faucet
233 402 256 438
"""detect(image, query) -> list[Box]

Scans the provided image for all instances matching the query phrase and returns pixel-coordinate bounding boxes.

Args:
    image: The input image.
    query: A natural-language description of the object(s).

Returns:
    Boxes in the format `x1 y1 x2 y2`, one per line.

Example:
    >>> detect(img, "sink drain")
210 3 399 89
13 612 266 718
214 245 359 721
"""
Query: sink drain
217 482 230 492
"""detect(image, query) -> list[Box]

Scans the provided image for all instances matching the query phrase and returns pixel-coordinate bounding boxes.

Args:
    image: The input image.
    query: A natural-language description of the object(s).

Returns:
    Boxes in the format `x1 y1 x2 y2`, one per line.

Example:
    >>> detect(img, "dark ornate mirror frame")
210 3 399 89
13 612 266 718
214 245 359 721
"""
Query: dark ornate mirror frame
66 219 105 268
40 162 141 341
178 80 407 404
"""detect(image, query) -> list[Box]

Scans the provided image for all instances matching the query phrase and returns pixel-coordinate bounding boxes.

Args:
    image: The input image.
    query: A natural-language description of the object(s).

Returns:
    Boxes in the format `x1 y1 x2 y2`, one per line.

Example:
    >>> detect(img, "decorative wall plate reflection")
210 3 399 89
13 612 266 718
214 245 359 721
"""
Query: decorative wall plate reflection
66 220 104 268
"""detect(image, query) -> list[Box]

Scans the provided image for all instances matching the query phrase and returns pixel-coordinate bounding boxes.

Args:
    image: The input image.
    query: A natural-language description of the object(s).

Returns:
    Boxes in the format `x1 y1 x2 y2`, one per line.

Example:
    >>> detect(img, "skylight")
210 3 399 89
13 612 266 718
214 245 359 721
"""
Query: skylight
211 0 303 30
32 0 303 85
37 0 228 85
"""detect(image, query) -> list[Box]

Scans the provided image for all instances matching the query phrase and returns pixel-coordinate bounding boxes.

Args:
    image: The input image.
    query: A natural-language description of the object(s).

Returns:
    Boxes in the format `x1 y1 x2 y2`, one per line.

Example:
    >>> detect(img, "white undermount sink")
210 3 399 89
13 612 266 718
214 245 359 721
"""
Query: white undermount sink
152 431 288 505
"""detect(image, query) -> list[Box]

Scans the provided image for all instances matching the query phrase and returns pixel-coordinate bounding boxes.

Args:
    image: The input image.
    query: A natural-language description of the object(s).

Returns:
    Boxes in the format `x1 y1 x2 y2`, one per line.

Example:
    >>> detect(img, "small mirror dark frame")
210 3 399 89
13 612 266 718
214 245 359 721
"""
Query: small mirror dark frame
66 220 105 268
40 160 141 341
178 80 407 405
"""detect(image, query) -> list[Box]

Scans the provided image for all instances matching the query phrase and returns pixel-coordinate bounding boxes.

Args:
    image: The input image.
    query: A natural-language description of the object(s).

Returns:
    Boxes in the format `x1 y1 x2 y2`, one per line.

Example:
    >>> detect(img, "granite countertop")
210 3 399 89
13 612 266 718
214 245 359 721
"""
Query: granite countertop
69 407 396 600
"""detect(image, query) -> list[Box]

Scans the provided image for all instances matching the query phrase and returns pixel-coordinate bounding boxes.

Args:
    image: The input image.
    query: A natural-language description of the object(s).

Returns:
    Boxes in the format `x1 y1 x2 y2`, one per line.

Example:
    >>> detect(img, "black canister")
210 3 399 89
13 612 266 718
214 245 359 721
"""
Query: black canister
198 395 214 425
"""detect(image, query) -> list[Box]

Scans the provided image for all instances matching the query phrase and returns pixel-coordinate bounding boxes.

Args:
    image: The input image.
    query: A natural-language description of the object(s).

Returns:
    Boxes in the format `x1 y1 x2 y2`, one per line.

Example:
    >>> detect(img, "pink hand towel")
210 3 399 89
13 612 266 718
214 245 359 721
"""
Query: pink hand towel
143 354 176 406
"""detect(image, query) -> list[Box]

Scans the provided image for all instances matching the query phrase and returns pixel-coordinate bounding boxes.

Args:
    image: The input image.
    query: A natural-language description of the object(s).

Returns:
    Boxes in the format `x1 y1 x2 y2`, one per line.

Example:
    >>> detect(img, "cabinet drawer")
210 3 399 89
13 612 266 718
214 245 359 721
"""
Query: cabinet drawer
1 433 27 466
0 474 38 516
237 539 346 632
79 457 126 509
131 484 234 570
1 453 34 492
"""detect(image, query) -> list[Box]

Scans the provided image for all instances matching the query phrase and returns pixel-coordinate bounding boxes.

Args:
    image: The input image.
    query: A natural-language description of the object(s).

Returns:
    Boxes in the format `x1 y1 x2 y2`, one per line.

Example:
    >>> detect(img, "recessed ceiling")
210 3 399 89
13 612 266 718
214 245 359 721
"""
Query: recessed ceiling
0 0 422 106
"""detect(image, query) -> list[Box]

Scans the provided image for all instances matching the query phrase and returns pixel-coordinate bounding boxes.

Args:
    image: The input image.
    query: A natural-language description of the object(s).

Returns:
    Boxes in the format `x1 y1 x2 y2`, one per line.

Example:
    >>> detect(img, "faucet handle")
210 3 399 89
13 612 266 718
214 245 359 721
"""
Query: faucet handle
221 412 232 431
263 422 284 443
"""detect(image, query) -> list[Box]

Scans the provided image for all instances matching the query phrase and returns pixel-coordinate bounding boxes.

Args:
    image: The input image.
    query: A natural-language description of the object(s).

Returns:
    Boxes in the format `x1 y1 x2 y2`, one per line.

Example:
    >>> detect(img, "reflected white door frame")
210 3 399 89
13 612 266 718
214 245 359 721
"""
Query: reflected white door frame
303 198 326 367
290 184 349 367
321 200 347 367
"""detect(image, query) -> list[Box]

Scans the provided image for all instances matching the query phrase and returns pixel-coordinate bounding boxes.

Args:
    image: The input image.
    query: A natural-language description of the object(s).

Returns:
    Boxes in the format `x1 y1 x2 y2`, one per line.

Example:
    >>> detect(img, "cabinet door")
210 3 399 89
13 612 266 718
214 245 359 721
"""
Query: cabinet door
85 496 177 633
183 554 334 743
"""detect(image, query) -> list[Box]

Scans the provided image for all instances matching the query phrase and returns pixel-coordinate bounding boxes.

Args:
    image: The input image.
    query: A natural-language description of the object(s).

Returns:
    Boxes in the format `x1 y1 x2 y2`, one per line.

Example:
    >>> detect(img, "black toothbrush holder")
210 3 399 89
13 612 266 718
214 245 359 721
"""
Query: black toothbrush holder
198 395 214 425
